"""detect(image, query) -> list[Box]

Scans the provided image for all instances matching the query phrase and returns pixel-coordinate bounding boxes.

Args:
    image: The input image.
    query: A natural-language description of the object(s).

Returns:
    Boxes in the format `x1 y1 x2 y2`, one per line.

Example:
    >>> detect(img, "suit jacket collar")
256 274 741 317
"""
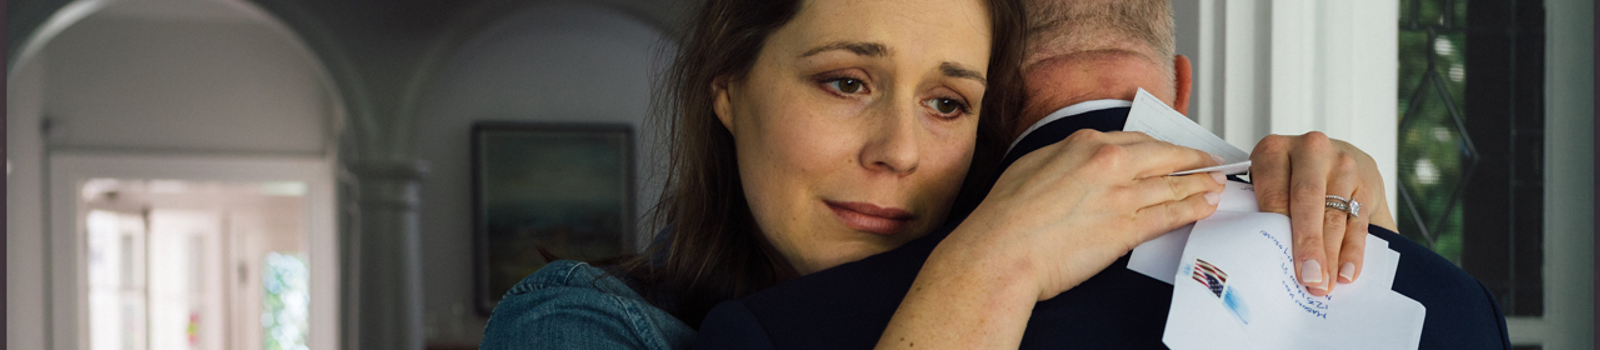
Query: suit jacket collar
1008 99 1132 154
941 106 1132 230
998 106 1132 173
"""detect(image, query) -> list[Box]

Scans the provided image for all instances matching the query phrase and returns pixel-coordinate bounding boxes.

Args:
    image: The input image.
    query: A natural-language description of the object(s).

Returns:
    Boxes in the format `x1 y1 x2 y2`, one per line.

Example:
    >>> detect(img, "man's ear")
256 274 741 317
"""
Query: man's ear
712 75 736 131
1173 54 1193 116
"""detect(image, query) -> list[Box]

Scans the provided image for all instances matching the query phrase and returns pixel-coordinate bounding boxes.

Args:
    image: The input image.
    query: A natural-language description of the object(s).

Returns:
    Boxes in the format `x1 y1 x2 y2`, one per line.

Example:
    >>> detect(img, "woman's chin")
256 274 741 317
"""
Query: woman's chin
795 238 909 275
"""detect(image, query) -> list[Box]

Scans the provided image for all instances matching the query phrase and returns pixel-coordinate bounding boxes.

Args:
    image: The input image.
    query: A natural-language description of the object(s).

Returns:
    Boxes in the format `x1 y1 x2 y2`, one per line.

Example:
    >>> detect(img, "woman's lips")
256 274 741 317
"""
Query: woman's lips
825 200 914 235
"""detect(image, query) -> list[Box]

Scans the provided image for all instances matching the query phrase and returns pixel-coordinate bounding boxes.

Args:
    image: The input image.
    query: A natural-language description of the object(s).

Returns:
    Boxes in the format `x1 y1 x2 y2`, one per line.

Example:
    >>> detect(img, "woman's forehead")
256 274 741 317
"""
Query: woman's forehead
772 0 993 67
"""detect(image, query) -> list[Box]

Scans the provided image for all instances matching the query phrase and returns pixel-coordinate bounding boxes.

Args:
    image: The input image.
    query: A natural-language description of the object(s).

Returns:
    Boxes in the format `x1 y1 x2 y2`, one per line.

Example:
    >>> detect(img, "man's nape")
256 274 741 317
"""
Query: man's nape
1015 51 1187 138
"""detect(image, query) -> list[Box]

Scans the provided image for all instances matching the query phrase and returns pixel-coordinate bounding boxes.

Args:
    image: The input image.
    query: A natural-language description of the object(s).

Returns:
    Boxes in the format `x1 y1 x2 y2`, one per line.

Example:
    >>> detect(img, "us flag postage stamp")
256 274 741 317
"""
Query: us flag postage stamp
1184 258 1251 325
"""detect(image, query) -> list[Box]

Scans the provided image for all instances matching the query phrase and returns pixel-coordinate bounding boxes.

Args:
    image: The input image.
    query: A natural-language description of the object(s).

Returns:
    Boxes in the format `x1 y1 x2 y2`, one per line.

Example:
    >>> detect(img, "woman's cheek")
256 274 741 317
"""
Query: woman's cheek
772 107 869 172
927 117 978 171
931 126 978 193
932 150 974 196
891 123 969 205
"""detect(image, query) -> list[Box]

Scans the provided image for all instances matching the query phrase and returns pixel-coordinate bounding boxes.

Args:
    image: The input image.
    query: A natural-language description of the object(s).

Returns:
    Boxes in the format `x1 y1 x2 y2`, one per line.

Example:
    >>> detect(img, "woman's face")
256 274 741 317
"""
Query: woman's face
714 0 992 275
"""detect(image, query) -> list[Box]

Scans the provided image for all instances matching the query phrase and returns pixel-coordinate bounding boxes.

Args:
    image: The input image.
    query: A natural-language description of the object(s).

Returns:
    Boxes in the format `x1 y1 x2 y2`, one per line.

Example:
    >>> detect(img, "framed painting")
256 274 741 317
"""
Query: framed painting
471 122 634 315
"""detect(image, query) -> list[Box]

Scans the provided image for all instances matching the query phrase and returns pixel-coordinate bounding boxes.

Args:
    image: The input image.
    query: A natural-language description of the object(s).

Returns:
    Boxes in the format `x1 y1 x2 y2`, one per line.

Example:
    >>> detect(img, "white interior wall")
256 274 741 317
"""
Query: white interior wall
42 14 331 154
7 49 51 350
1172 0 1203 121
409 4 672 346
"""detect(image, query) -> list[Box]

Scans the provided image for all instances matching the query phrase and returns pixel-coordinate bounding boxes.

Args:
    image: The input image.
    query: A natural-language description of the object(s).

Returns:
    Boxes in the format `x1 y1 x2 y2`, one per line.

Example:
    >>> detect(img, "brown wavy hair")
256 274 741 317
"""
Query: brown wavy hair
617 0 1028 328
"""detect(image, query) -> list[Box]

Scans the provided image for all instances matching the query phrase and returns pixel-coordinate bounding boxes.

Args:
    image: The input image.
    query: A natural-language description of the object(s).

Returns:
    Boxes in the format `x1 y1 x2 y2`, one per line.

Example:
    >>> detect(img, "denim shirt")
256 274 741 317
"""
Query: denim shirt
480 260 694 350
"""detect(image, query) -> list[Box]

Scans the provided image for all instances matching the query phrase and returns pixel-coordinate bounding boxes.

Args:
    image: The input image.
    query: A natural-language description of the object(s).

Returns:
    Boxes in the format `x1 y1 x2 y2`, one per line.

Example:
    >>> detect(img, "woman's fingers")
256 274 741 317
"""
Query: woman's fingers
1062 131 1219 178
1088 130 1158 143
1132 189 1222 242
1131 172 1224 209
1116 137 1223 179
1251 132 1389 295
1313 205 1346 295
1337 215 1368 284
1250 135 1294 215
1307 154 1356 294
1286 133 1336 294
1339 185 1375 284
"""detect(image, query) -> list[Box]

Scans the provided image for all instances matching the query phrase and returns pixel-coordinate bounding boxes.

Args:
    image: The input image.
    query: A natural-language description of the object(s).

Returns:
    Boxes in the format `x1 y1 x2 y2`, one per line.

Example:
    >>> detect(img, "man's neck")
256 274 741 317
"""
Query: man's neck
1015 52 1174 138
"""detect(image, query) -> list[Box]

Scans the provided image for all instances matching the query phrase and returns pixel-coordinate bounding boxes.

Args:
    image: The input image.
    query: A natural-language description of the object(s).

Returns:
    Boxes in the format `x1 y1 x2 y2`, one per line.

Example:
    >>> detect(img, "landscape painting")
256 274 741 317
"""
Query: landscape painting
472 122 632 314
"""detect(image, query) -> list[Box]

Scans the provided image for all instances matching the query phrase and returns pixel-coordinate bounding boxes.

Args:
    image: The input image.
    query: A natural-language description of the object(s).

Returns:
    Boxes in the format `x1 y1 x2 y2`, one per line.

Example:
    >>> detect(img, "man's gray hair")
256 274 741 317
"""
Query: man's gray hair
1023 0 1176 71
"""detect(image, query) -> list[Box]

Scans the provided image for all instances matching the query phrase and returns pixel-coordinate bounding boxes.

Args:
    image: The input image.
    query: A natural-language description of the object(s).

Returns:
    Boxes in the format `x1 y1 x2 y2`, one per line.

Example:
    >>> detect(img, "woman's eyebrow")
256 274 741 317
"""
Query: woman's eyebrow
940 62 986 87
799 41 890 58
798 41 984 87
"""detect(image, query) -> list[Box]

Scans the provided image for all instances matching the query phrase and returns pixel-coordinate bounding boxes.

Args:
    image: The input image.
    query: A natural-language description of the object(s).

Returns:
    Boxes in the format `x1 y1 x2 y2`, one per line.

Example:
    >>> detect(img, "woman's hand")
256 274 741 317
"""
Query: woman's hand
1250 132 1397 297
877 130 1225 350
967 129 1228 300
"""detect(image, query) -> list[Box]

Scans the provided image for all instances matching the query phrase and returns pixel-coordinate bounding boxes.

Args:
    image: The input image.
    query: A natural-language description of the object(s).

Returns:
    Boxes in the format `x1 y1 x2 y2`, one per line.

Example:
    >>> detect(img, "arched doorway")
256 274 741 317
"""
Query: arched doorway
7 0 345 349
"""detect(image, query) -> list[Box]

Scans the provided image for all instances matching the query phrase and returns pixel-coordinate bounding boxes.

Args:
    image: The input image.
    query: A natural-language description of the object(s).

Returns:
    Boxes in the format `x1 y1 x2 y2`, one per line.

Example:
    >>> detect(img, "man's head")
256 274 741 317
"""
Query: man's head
1024 0 1175 77
1016 0 1189 135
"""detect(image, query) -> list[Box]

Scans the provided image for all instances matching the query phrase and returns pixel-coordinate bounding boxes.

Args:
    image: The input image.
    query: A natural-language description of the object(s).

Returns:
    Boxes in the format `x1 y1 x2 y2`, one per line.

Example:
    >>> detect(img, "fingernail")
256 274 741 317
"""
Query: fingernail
1204 192 1220 205
1210 153 1225 165
1300 259 1323 285
1210 172 1227 184
1339 262 1356 283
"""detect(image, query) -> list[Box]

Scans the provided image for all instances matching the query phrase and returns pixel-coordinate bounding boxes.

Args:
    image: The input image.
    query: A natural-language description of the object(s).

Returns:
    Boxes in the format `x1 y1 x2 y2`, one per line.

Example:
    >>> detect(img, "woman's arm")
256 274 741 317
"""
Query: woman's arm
876 130 1225 349
481 261 693 350
874 131 1399 349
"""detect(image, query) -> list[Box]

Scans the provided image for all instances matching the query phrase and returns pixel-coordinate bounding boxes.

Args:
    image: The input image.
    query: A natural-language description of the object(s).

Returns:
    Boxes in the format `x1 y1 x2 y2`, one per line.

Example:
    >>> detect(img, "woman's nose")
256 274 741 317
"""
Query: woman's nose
859 102 921 175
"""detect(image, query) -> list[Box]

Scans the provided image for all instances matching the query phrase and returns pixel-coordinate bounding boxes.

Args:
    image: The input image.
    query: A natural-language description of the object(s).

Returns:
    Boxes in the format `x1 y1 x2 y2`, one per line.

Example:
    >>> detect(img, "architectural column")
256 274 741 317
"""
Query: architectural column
346 160 430 350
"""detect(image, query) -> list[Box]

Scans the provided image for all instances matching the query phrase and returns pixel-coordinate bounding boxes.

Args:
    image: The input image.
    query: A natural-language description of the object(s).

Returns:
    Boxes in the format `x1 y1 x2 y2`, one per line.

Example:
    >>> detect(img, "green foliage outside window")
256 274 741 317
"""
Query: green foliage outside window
264 252 310 350
1396 0 1471 264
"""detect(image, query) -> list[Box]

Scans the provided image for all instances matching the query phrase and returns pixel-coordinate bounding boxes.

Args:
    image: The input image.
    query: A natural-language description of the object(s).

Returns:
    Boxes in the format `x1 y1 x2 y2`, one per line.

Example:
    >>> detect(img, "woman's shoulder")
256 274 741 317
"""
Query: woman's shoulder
481 260 694 350
504 259 630 295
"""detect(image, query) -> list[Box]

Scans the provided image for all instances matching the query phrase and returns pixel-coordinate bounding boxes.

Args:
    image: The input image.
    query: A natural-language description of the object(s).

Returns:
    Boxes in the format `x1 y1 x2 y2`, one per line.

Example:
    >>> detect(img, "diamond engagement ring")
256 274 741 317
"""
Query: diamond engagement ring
1325 195 1361 218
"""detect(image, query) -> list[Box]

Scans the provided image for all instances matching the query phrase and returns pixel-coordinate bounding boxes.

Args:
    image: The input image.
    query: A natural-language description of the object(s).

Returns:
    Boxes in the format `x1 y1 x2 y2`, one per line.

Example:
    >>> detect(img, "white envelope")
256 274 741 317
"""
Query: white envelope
1128 181 1262 284
1115 88 1425 349
1123 88 1251 164
1161 211 1424 350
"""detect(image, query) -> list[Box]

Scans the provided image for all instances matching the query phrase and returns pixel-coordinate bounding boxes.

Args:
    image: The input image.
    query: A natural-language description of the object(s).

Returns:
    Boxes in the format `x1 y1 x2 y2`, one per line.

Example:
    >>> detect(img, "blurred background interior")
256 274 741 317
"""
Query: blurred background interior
6 0 1593 349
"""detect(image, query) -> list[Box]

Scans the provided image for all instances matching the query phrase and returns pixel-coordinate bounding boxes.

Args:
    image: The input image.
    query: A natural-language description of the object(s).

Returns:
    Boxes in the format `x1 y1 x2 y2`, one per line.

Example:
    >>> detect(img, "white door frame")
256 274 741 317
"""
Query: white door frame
1176 0 1401 220
49 152 340 350
1179 0 1594 347
1502 0 1596 348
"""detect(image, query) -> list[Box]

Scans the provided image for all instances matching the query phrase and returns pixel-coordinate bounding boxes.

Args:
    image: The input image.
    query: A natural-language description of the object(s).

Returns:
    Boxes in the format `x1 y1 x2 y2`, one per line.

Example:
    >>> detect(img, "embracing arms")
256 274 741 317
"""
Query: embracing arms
874 131 1393 349
876 130 1224 349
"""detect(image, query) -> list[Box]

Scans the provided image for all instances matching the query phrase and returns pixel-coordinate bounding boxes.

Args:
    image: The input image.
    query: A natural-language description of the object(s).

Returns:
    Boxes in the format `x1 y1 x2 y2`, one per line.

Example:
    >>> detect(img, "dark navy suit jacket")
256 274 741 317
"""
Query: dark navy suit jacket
694 107 1510 349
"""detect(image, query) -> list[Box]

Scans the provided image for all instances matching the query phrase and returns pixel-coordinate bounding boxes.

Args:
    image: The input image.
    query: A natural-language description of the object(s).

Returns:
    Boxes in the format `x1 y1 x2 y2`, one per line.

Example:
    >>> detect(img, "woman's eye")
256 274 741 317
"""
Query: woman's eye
924 98 966 116
827 78 864 94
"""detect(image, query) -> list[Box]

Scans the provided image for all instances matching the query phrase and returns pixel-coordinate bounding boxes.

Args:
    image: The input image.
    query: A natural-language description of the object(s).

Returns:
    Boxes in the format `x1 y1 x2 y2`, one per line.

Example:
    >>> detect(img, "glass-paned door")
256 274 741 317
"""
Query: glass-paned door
1396 0 1546 319
86 209 149 350
81 179 314 350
